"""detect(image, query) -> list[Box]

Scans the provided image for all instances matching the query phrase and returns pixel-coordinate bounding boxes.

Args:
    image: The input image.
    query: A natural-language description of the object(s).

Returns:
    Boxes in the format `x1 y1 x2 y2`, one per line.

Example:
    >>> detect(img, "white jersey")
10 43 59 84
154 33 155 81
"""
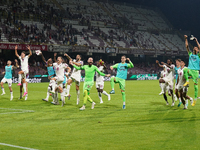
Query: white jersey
53 63 68 77
96 66 104 83
160 70 169 78
71 59 83 81
19 56 29 72
166 64 175 80
177 67 186 86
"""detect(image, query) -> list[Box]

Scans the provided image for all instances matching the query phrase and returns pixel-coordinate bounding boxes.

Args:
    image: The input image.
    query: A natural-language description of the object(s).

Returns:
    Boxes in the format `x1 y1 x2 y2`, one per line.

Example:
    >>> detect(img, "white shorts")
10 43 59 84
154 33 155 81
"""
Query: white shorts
1 78 12 87
55 76 64 84
177 84 188 93
96 82 104 89
163 77 173 90
70 77 80 86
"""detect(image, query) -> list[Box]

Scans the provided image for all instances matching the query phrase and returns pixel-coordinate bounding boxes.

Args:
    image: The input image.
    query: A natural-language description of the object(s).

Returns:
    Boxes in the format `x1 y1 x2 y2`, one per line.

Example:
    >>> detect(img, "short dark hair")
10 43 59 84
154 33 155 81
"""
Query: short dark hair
77 54 82 59
21 51 26 54
168 59 174 64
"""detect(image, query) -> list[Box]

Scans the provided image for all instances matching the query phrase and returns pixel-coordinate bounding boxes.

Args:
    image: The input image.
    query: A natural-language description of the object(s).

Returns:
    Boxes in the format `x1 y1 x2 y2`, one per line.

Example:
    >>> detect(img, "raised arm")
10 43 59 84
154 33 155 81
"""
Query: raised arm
194 37 200 51
184 35 190 54
13 59 19 69
27 45 32 58
54 53 57 62
127 58 134 68
15 45 20 58
156 60 163 68
40 52 47 64
64 53 72 61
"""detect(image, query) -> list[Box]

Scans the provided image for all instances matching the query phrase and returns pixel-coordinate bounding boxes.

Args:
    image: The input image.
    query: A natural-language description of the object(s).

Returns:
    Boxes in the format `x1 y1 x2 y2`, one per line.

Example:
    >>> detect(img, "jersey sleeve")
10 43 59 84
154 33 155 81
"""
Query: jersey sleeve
18 56 21 60
95 66 105 76
112 63 118 69
127 61 134 68
63 63 68 69
188 51 192 56
26 55 29 59
73 65 85 70
53 63 57 67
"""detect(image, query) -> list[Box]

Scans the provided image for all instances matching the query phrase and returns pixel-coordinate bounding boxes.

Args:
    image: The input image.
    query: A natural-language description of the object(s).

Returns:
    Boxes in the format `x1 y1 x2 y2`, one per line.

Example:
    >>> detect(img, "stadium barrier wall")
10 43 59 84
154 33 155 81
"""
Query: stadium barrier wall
0 74 158 83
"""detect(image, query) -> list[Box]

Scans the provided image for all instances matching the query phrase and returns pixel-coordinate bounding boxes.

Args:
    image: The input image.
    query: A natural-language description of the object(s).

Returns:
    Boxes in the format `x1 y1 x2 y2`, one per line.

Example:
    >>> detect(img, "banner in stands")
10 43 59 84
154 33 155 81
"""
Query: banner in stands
89 47 105 53
0 43 48 51
105 47 117 53
72 46 89 52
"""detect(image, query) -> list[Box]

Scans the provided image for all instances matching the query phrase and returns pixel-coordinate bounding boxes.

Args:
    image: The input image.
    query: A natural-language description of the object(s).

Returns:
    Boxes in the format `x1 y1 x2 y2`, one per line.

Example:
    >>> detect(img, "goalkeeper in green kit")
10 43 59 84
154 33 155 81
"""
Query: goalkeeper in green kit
183 35 200 106
70 57 110 110
109 56 134 109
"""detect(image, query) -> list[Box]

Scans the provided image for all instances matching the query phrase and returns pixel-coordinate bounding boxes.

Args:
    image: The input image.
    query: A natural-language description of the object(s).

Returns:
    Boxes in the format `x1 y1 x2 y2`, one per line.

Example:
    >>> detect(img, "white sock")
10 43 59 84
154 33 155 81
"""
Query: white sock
23 83 27 93
185 99 188 105
1 87 5 93
66 85 71 95
46 87 50 100
18 74 22 83
112 88 114 90
54 92 58 103
77 90 80 100
102 91 109 96
10 92 13 96
123 102 126 105
61 91 65 101
98 92 103 102
160 83 164 91
51 80 56 92
179 98 182 103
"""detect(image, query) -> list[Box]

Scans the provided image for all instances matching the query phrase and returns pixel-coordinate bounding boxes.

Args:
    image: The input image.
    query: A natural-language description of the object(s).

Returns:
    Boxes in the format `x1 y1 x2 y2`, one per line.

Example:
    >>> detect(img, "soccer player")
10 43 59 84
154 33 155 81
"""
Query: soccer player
70 57 110 110
156 60 170 105
1 59 18 100
109 56 134 109
174 59 182 106
158 59 175 106
40 52 56 102
51 56 71 106
15 45 32 97
64 53 83 105
96 59 110 103
177 60 193 109
183 35 200 106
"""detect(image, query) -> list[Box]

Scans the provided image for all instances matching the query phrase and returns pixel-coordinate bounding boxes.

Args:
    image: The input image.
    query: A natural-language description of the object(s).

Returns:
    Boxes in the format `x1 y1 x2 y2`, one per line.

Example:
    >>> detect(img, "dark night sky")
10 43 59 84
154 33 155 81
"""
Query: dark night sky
113 0 200 39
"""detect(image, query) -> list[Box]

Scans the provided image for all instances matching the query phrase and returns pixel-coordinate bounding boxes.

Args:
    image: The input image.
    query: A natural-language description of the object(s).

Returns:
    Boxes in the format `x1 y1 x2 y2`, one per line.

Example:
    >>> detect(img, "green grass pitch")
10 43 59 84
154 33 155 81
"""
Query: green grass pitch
0 80 200 150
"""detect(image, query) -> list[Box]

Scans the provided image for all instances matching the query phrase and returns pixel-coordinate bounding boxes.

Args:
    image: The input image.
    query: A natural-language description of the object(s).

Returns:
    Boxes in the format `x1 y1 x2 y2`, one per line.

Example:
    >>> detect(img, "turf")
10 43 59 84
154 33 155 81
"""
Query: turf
0 80 200 150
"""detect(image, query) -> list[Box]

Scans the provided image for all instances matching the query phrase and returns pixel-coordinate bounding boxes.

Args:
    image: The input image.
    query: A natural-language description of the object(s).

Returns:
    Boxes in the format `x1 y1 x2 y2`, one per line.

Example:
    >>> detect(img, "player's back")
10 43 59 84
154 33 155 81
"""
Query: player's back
47 66 55 77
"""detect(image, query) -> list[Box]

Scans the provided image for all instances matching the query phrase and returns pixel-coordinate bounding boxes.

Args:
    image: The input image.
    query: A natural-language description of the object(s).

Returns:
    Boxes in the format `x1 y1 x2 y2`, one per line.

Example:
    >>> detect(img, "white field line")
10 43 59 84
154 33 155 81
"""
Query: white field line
0 142 38 150
0 108 34 114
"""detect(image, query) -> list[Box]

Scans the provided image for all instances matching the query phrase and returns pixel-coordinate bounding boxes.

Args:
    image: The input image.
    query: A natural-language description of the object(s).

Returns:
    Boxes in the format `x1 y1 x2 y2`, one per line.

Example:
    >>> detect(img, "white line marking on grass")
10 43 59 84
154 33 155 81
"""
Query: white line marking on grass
0 143 38 150
0 108 34 114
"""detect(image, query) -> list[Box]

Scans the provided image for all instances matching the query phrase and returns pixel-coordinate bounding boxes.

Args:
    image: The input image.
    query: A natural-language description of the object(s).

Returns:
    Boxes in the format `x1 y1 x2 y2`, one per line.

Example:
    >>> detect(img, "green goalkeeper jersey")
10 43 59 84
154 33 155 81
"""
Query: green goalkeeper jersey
73 64 105 82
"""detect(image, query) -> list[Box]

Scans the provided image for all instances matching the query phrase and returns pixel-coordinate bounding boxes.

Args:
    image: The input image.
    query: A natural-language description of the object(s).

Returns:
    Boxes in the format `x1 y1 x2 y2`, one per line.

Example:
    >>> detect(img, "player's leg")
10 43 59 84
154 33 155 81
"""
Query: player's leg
43 81 52 102
183 87 193 106
76 82 80 104
162 83 169 105
159 78 166 95
80 82 95 110
110 76 116 94
50 77 57 94
59 85 65 107
119 78 126 109
19 82 23 99
8 79 13 100
17 70 24 86
1 78 6 95
22 78 28 97
191 70 199 106
25 81 28 100
168 82 175 106
66 78 72 97
179 89 187 109
96 82 103 103
101 82 110 101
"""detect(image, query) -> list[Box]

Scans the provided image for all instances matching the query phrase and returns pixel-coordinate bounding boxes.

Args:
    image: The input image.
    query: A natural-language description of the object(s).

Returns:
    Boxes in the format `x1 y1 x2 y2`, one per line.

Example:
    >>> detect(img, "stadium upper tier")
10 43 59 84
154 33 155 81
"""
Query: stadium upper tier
0 0 185 51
